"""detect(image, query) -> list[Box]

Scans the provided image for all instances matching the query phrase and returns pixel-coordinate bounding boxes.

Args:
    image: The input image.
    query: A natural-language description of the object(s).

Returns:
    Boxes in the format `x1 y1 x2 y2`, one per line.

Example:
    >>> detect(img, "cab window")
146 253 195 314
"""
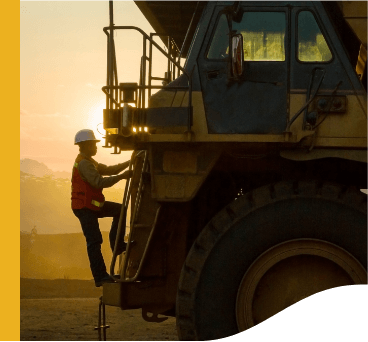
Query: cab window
207 12 286 61
297 11 332 62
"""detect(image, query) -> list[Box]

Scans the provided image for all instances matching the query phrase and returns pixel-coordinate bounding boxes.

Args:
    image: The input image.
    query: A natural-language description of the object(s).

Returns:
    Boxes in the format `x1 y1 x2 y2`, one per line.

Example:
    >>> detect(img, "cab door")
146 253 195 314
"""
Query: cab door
198 6 289 134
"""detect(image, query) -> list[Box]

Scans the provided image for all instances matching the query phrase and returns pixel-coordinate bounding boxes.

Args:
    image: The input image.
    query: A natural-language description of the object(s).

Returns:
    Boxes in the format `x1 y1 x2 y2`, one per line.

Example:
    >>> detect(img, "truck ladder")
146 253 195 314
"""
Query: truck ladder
110 150 161 281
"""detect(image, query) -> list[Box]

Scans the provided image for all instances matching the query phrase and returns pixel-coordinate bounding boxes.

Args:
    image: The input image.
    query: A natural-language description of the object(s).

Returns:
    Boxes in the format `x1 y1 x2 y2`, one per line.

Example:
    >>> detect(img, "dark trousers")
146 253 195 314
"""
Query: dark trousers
73 201 126 282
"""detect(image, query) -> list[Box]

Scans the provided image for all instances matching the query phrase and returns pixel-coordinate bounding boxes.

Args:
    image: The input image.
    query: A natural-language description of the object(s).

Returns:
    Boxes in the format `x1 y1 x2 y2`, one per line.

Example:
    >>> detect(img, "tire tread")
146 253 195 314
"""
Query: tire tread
176 181 366 340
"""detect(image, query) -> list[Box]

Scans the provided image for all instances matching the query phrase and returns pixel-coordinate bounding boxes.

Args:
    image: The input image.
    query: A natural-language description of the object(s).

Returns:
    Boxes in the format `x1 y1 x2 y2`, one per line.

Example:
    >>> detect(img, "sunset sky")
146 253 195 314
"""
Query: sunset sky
21 1 167 172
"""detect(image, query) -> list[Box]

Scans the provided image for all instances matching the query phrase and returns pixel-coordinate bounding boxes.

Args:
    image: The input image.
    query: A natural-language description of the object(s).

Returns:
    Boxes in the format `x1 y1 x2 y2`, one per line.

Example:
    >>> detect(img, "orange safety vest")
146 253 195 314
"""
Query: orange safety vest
71 154 105 211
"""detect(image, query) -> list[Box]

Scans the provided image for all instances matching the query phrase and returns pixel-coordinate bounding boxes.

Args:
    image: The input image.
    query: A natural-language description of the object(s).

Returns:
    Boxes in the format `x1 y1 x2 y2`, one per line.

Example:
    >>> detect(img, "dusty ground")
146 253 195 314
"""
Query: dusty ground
20 279 178 341
20 278 368 341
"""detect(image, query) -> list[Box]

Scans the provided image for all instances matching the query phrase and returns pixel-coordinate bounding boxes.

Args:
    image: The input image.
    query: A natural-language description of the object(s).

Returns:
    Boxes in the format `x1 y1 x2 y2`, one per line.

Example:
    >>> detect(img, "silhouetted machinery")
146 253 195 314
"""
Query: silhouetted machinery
100 1 367 340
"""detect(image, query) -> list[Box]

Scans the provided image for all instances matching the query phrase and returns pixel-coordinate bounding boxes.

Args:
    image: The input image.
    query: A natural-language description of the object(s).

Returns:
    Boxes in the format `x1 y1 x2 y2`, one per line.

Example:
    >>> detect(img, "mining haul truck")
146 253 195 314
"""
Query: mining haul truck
99 1 367 340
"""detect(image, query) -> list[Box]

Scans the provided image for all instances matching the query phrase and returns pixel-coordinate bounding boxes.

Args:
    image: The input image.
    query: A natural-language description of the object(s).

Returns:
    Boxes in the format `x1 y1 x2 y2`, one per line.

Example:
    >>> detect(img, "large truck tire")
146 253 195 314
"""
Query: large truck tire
176 181 367 340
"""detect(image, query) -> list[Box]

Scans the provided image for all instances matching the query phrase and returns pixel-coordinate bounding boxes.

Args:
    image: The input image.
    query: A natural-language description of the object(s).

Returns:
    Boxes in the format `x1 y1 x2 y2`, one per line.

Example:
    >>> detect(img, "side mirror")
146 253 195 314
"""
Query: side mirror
231 34 244 79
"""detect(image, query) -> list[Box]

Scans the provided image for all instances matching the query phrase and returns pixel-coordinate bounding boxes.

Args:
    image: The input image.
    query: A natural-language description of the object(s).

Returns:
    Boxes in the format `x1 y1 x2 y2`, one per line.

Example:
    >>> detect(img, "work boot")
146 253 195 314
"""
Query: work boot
95 275 116 287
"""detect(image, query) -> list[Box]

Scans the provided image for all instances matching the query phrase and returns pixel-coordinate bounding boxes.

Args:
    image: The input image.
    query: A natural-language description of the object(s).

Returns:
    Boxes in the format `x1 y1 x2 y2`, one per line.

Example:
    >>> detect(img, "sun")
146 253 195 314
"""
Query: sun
86 99 139 141
87 100 106 140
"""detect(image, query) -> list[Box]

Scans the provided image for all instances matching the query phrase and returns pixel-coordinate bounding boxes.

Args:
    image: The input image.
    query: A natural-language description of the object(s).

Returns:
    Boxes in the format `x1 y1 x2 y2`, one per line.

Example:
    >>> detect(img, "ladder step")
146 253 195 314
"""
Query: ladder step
133 224 152 229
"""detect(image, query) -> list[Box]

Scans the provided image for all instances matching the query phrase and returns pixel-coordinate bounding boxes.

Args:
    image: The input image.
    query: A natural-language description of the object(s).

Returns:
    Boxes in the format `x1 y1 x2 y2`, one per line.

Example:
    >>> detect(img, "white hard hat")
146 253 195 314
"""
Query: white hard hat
74 129 100 145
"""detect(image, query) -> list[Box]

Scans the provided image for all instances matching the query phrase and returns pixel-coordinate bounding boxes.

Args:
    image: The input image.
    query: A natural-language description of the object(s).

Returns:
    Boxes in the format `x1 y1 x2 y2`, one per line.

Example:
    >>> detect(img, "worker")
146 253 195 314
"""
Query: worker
71 129 132 287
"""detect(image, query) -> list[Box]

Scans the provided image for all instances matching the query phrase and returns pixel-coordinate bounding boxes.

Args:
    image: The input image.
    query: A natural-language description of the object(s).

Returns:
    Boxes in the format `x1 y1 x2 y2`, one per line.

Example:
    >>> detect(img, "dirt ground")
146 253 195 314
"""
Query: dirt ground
19 280 368 340
20 279 178 341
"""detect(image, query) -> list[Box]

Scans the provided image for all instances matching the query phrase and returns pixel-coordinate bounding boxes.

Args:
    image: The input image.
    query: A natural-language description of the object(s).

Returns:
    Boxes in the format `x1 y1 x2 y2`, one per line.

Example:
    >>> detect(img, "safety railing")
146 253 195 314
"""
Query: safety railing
148 33 183 98
102 25 193 134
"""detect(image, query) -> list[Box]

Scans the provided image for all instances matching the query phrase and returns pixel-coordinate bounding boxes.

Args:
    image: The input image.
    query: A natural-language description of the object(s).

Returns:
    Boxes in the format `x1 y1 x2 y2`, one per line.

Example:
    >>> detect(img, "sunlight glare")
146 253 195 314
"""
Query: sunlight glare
87 100 106 140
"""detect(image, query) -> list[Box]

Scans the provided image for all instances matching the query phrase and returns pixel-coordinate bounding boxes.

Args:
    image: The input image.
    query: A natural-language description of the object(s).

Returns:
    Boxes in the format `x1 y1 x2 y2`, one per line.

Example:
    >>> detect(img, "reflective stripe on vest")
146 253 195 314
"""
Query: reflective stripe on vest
91 200 104 208
72 162 78 178
71 163 78 191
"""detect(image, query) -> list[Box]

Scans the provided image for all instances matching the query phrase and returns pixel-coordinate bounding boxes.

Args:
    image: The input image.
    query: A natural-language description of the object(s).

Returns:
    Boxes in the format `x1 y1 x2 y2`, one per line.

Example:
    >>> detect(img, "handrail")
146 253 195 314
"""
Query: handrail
117 206 161 283
103 26 193 131
285 68 326 131
103 26 189 79
149 33 182 95
119 150 148 278
102 85 189 90
109 150 137 276
101 85 191 114
110 150 152 279
115 150 163 282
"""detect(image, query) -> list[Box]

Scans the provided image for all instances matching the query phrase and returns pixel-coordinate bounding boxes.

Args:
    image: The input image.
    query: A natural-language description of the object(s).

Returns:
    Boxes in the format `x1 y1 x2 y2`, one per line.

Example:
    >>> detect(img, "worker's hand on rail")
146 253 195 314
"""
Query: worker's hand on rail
121 170 134 179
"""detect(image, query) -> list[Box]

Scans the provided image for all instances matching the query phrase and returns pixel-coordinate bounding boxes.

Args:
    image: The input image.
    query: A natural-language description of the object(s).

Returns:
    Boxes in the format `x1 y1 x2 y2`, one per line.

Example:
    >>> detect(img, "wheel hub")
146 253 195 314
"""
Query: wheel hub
236 239 367 331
